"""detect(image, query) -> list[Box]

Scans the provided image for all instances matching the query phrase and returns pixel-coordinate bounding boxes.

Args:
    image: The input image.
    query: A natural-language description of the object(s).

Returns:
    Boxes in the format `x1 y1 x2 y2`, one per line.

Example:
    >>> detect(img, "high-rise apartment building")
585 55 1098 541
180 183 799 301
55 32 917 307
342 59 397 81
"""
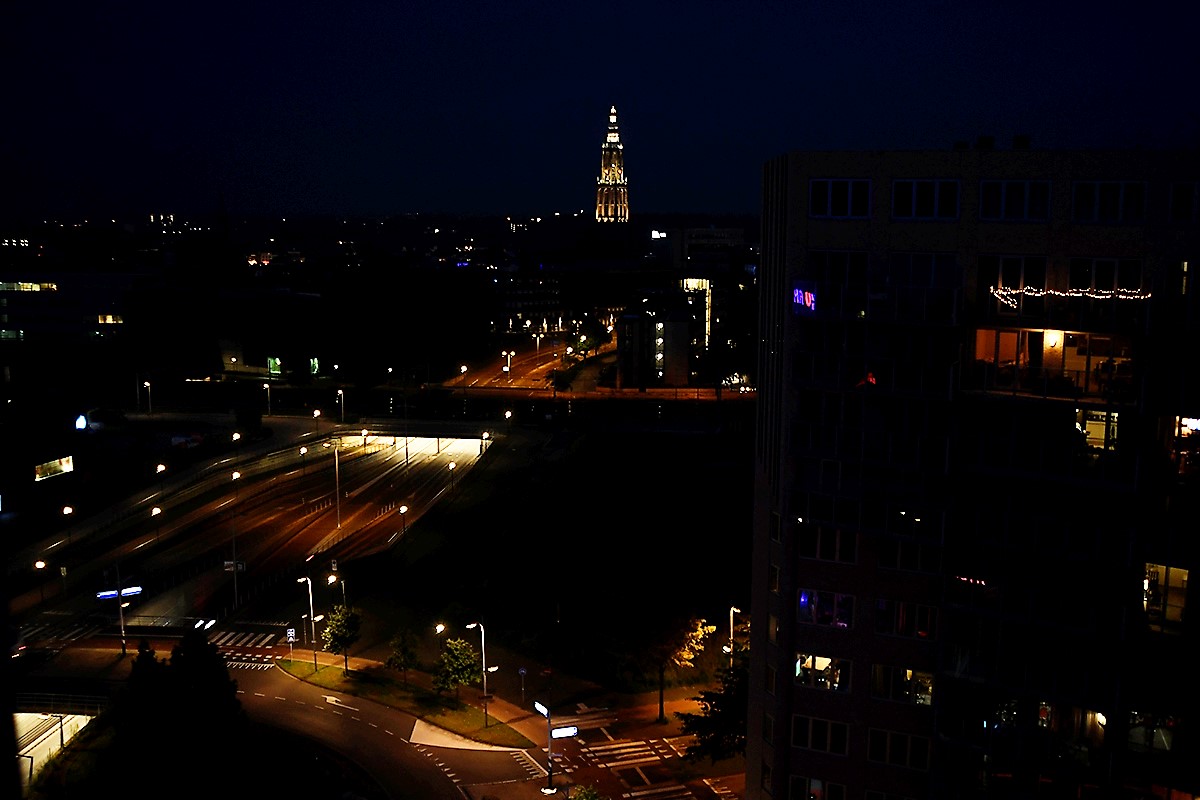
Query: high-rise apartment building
748 142 1199 799
595 105 629 223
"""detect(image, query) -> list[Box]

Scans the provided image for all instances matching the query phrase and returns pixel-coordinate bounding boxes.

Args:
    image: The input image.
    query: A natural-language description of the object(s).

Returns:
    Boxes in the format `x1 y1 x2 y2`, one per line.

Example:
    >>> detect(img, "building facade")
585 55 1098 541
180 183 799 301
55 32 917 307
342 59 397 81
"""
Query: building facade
749 143 1199 799
595 105 630 223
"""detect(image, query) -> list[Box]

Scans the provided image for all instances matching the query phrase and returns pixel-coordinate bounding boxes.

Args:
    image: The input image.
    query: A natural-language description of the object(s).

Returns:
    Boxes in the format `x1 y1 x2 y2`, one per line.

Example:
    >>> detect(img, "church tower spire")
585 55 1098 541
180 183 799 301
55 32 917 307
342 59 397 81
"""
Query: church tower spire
595 105 629 222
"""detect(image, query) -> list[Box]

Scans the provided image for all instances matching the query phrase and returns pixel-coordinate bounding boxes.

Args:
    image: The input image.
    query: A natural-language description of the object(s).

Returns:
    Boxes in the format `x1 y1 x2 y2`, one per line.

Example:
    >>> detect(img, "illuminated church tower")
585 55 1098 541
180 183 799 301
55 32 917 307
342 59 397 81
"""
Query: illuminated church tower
595 105 629 222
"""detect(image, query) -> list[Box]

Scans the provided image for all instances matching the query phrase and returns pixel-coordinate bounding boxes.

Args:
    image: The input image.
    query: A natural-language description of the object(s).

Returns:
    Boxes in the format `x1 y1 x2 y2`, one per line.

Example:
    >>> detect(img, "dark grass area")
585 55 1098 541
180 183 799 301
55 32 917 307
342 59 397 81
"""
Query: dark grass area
354 411 755 692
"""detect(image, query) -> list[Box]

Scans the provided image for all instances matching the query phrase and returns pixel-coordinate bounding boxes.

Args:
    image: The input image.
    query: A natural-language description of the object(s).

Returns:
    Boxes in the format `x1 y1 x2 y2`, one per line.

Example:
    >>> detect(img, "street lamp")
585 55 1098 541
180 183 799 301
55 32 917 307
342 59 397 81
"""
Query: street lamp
313 408 321 432
334 441 341 528
728 605 741 669
466 622 499 726
143 381 152 414
448 461 457 492
231 470 241 607
299 446 307 475
337 389 345 423
480 431 489 455
328 573 346 605
298 577 319 671
263 383 271 416
399 505 408 537
35 559 46 601
502 350 513 374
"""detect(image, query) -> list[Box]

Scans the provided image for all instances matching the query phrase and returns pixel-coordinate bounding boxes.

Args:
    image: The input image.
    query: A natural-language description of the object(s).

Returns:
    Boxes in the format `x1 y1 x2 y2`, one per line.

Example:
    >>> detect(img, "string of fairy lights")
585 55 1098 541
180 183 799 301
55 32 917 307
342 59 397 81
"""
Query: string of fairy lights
990 286 1152 308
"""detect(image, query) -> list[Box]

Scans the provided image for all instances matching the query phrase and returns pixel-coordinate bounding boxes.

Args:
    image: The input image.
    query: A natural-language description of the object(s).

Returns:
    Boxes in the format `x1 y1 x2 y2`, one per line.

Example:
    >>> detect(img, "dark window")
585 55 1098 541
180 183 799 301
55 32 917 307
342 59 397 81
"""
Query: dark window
1028 182 1050 219
1170 183 1195 223
893 181 913 217
1073 182 1096 220
1004 183 1025 219
811 181 829 216
981 182 1002 218
850 181 870 217
938 182 959 217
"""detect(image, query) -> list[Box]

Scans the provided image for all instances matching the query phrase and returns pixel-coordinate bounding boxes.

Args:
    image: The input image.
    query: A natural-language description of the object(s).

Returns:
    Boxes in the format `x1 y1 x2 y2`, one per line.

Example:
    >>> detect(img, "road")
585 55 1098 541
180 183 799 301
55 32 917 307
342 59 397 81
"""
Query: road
10 406 749 800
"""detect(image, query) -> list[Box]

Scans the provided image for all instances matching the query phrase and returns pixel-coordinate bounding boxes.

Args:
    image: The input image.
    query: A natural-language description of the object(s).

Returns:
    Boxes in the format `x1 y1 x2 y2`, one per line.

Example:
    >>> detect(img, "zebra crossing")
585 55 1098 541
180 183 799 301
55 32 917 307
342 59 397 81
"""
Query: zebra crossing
620 783 693 799
208 627 286 669
510 749 547 779
16 617 103 651
208 629 282 649
579 736 693 770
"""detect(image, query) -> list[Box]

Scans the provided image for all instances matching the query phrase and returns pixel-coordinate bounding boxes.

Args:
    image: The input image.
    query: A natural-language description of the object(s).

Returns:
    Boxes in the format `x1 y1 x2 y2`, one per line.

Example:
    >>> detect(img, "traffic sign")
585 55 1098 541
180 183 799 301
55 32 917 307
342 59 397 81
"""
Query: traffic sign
551 726 578 739
534 701 549 718
286 628 297 643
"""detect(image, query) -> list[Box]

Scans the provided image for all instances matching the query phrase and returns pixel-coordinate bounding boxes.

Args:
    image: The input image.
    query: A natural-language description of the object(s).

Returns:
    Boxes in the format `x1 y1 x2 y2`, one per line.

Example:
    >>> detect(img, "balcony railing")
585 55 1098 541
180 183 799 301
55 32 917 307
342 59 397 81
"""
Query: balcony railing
965 361 1135 402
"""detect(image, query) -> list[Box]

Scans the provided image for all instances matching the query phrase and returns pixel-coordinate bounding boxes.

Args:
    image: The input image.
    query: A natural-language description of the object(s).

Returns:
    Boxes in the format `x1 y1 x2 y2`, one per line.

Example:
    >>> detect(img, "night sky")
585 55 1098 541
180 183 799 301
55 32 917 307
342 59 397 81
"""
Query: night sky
4 1 1197 222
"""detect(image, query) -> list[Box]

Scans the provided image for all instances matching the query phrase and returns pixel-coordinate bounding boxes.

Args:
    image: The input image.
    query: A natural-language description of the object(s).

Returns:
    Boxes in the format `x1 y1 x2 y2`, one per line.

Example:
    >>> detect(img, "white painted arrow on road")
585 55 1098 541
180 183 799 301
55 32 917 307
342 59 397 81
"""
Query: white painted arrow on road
322 695 359 711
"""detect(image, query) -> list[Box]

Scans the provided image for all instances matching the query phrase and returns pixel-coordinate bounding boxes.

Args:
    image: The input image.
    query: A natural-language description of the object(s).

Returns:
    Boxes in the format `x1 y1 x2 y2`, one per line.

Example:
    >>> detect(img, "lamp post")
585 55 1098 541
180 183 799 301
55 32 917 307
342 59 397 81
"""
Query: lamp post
448 461 457 493
480 431 489 455
231 470 241 607
115 560 127 655
313 408 321 432
151 506 162 542
299 446 307 476
328 573 346 606
263 383 271 416
337 389 345 423
502 350 513 375
505 409 512 433
143 381 152 414
466 622 497 725
728 605 741 669
334 442 341 528
298 577 318 671
399 504 408 537
34 559 46 601
535 701 556 794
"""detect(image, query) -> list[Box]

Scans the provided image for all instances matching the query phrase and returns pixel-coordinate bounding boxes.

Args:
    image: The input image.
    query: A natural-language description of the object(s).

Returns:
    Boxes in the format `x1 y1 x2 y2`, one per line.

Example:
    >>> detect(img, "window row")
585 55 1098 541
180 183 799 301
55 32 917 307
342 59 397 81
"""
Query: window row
790 716 931 771
790 776 846 800
793 654 934 705
792 714 850 754
796 589 939 639
808 178 1197 223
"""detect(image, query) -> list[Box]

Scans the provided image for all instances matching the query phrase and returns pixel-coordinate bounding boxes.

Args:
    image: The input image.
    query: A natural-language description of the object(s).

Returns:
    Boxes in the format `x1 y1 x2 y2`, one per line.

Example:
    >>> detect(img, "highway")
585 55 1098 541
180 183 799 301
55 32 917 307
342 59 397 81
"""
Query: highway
10 418 489 636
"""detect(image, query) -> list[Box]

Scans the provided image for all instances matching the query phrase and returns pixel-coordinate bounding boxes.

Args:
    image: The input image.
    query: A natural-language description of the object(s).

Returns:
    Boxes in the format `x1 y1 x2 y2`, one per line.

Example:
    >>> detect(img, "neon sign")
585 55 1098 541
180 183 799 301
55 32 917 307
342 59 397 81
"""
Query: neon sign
792 283 817 315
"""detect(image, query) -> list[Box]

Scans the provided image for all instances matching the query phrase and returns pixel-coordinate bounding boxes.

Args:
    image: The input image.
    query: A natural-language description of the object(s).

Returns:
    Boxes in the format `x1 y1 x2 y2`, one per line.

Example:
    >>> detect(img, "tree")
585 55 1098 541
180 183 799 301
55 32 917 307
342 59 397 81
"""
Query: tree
432 637 478 703
385 628 418 685
643 617 716 722
110 628 246 790
321 604 362 674
675 653 748 764
570 785 610 800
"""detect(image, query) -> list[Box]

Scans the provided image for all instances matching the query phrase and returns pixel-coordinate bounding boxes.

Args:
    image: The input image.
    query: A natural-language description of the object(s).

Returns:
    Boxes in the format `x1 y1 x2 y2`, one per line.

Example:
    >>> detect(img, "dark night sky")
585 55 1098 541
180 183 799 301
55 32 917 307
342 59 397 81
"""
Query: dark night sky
3 1 1198 222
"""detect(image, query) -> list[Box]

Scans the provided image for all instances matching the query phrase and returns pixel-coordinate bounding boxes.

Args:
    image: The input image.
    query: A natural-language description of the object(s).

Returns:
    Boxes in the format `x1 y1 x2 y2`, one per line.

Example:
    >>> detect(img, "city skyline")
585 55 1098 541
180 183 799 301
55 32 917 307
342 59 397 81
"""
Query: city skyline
4 1 1198 223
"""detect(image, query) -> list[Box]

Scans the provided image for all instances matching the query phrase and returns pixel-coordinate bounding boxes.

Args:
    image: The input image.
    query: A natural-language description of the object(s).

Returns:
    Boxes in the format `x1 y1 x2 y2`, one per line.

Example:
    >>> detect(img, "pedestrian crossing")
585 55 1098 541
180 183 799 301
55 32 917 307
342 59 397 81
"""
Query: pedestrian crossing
223 653 282 670
579 736 694 770
511 749 546 779
208 627 287 669
208 629 282 649
621 784 693 799
16 617 103 650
